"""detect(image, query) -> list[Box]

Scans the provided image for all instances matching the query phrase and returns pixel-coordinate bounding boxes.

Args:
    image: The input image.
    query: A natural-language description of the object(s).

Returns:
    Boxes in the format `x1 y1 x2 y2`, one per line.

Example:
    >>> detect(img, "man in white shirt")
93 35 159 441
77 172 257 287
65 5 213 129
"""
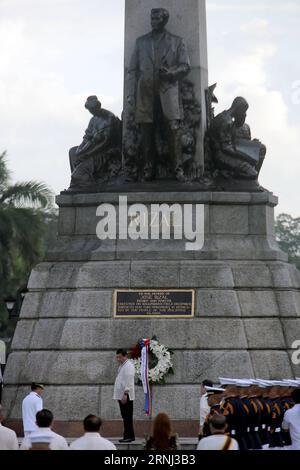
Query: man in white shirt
199 380 213 436
70 415 116 450
0 405 19 450
113 349 135 443
282 389 300 450
197 414 239 451
20 409 68 450
22 382 44 436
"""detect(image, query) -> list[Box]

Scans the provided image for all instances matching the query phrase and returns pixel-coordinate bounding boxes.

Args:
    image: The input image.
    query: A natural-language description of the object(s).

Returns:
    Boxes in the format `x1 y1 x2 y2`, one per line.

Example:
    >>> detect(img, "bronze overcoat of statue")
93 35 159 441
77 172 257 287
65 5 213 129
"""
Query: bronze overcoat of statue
126 8 191 182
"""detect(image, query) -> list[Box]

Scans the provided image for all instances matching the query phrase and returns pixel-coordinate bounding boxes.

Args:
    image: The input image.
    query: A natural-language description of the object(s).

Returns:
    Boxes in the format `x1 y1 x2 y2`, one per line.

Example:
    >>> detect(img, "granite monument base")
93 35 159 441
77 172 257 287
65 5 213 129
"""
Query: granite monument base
3 191 300 436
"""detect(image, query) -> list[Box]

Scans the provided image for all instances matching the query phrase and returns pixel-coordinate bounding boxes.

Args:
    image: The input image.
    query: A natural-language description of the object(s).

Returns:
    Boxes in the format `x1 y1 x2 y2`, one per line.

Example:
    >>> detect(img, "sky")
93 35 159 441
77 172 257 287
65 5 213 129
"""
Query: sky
0 0 299 215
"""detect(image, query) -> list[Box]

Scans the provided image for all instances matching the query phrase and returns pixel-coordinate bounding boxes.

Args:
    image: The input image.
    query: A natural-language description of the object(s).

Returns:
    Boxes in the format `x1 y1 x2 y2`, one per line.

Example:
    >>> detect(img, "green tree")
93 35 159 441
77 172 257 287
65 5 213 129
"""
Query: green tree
275 213 300 270
0 151 55 331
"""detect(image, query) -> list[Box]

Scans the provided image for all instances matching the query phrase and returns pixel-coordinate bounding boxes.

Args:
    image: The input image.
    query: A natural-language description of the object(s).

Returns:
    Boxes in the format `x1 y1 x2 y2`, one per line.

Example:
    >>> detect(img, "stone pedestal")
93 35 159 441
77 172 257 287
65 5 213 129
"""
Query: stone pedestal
123 0 208 172
3 191 300 437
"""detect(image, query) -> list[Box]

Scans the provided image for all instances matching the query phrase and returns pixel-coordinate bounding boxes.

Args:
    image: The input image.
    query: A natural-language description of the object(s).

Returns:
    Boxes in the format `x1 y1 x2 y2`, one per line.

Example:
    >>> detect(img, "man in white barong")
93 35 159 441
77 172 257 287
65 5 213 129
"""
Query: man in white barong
113 349 135 443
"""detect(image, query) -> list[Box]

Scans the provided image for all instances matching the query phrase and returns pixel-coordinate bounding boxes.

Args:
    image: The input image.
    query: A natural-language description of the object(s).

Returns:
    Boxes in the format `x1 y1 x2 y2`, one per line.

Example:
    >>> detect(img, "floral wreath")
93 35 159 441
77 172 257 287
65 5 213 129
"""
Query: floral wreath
129 336 174 385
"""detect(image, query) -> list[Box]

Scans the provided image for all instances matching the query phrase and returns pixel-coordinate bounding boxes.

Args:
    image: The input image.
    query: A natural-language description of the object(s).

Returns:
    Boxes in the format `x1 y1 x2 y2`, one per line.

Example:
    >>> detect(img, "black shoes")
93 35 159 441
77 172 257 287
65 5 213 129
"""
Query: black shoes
118 438 135 443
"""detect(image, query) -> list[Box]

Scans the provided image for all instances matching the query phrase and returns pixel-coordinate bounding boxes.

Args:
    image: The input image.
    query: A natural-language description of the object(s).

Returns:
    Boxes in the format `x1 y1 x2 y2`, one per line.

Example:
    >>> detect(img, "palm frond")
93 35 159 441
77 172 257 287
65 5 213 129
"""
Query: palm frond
0 181 53 208
1 206 45 265
0 151 11 188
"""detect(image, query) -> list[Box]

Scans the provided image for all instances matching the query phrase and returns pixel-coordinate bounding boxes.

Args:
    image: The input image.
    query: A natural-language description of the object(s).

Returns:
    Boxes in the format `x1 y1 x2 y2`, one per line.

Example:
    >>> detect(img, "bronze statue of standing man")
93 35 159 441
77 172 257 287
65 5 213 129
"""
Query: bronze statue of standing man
127 8 191 182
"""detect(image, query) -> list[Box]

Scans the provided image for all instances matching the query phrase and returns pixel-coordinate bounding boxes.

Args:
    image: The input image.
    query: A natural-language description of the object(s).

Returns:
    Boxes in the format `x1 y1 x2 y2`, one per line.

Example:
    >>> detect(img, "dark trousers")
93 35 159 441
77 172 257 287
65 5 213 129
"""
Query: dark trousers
118 396 135 440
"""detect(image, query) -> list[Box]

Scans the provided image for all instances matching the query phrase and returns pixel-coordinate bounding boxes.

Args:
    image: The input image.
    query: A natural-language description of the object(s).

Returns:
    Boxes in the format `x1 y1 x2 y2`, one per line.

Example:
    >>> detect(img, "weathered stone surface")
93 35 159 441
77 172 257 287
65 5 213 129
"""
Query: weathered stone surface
27 263 53 290
5 190 300 426
282 320 300 349
3 385 99 421
250 351 293 379
4 351 115 385
289 265 300 288
2 386 26 420
180 263 234 288
130 261 180 287
196 290 241 317
232 263 273 288
49 193 287 262
26 319 247 350
151 385 200 420
5 350 253 386
20 293 42 318
238 291 279 317
243 319 286 349
75 206 98 235
56 191 278 208
77 262 131 288
44 386 100 420
169 351 253 383
195 236 285 262
58 207 76 236
116 242 195 261
100 386 145 420
11 321 36 350
21 290 112 319
102 385 201 420
289 350 300 377
29 262 132 290
269 264 294 288
210 205 249 235
276 291 300 317
3 353 28 383
26 319 66 350
249 205 275 236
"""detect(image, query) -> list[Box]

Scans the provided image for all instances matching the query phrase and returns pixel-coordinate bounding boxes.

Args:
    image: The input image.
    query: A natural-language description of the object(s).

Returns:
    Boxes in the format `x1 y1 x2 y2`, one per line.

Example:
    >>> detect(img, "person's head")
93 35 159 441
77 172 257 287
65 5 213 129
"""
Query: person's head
209 414 228 435
230 96 249 123
116 349 128 364
152 413 172 450
31 383 45 397
36 409 53 429
83 415 102 433
151 8 169 32
223 385 240 398
248 385 263 398
207 392 224 408
291 389 300 404
85 95 102 115
201 379 213 395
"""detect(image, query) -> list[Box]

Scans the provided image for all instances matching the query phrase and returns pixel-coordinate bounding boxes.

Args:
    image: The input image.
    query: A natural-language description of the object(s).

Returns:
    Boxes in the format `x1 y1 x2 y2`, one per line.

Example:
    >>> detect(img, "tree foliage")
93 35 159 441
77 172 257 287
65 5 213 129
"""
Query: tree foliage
275 213 300 270
0 151 57 332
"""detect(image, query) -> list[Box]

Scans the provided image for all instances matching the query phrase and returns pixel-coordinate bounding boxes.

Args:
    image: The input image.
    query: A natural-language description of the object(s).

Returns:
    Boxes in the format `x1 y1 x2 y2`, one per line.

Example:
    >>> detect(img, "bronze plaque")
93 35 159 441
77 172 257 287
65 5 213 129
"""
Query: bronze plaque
114 290 195 318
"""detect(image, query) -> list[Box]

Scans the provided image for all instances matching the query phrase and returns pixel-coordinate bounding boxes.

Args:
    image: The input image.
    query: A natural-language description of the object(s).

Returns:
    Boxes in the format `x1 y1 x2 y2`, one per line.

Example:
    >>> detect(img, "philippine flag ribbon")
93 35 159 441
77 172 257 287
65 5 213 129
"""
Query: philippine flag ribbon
140 338 151 417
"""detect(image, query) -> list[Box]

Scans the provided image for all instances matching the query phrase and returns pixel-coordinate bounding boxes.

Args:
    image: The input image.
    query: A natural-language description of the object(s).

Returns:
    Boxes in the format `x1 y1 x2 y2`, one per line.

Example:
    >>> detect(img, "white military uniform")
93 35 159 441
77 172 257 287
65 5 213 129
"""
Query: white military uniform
70 433 117 450
200 394 210 429
22 392 43 435
0 340 5 365
0 423 19 450
113 360 135 401
282 404 300 450
20 428 69 450
197 434 239 451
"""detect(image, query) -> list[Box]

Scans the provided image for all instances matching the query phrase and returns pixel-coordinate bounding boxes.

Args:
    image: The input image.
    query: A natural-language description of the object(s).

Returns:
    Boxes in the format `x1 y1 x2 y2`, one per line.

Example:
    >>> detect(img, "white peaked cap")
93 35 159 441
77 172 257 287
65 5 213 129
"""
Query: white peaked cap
219 378 240 386
205 386 226 393
282 379 300 387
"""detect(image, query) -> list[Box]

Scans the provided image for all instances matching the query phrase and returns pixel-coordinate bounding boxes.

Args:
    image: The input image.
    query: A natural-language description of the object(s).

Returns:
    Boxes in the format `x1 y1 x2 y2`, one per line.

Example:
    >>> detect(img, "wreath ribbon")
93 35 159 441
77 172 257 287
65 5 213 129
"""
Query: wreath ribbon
140 338 151 417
